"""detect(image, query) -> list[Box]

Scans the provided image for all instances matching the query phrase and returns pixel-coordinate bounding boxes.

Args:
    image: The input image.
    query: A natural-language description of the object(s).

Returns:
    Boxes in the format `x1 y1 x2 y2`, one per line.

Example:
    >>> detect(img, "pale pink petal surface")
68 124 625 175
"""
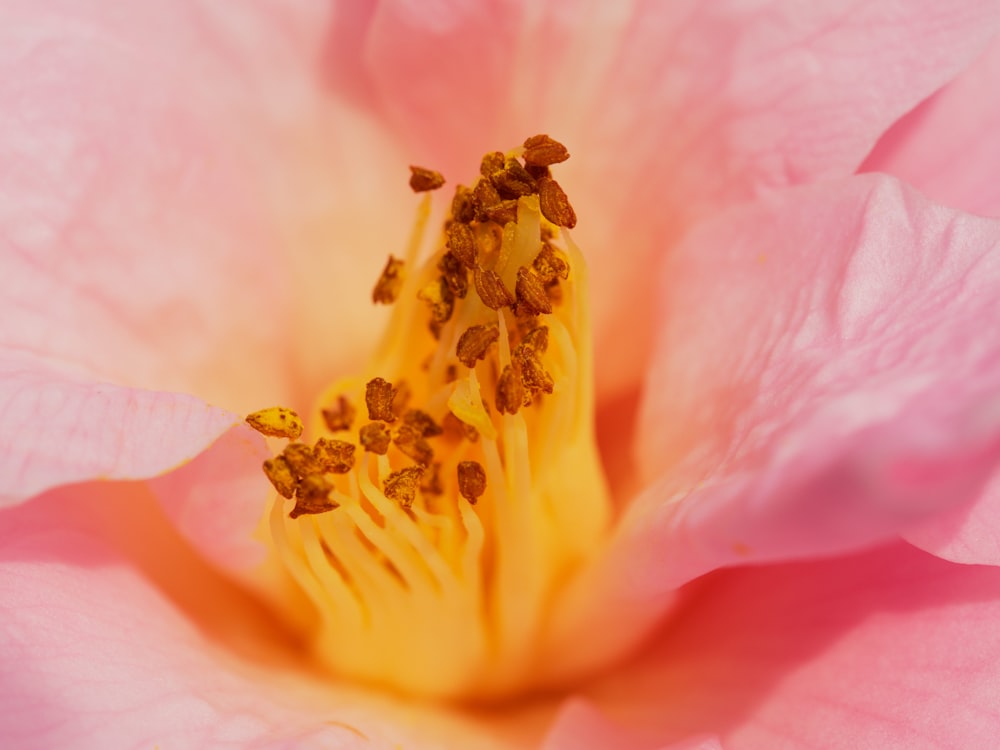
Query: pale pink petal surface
0 349 245 505
0 1 412 414
627 174 1000 591
863 35 1000 218
573 542 1000 749
338 0 1000 395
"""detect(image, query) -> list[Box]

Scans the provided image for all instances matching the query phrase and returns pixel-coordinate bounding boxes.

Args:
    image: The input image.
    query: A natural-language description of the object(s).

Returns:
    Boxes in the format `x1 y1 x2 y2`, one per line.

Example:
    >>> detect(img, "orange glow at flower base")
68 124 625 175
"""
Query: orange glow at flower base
246 138 612 698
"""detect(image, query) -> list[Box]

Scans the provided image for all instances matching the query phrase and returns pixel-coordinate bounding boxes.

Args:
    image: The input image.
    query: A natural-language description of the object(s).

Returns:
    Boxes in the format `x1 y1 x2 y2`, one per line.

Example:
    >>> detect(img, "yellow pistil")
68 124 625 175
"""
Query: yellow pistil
248 136 611 699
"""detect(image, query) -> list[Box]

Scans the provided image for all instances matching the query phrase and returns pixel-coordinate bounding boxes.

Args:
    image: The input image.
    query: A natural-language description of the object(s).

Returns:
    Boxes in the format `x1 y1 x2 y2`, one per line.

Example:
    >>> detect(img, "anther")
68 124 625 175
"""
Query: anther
473 268 515 310
262 456 296 499
359 422 391 454
383 466 425 509
314 438 356 474
372 256 406 304
290 474 339 518
456 324 500 368
515 266 553 316
496 363 525 415
456 460 487 504
365 377 397 422
321 395 356 432
409 166 446 193
537 177 577 228
522 134 570 167
446 222 478 269
246 407 303 440
417 277 455 325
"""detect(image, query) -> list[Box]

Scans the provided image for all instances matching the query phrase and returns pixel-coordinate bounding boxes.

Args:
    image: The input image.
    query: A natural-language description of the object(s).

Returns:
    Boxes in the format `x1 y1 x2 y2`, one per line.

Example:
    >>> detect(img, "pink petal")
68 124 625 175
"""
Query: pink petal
147 420 273 571
573 542 1000 749
340 0 1000 395
863 35 1000 218
0 2 410 411
0 484 532 749
903 472 1000 565
0 349 248 506
630 174 1000 590
542 698 722 750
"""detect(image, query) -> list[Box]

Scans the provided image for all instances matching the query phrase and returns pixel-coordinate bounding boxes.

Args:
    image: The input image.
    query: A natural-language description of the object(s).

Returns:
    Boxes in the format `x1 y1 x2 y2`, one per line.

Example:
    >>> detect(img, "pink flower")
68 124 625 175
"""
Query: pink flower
4 1 1000 747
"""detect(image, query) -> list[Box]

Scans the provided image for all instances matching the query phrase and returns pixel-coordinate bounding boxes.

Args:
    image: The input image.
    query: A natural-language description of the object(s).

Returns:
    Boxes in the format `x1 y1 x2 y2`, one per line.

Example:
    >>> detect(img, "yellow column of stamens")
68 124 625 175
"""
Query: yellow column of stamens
359 456 463 600
297 516 366 632
268 498 361 631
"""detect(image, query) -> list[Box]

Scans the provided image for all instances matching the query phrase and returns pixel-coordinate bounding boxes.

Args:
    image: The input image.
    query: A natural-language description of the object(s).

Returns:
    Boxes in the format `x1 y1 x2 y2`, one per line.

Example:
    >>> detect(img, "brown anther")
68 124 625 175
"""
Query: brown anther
421 462 444 496
523 134 570 167
262 456 296 499
417 277 455 325
437 251 469 299
491 158 537 199
451 185 477 223
456 324 499 367
245 407 303 440
457 461 487 504
282 442 324 479
515 266 553 316
321 395 356 432
313 437 355 474
365 377 397 422
359 422 391 454
480 151 505 178
473 268 515 310
496 362 525 415
538 177 577 228
393 424 434 465
519 325 550 355
290 474 339 519
532 243 570 284
472 178 503 219
383 466 425 509
408 166 446 192
372 255 406 304
403 409 444 437
484 199 519 225
446 221 478 269
516 350 554 396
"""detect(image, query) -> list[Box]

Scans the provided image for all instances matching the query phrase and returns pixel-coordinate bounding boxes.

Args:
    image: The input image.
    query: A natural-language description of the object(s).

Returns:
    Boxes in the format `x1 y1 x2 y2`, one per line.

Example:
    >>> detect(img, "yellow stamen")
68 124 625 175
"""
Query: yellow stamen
248 136 611 699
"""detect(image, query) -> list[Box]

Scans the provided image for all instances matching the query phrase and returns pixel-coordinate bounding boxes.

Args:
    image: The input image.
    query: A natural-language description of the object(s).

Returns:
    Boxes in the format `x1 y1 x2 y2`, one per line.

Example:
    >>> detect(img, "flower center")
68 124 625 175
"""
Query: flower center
247 137 611 699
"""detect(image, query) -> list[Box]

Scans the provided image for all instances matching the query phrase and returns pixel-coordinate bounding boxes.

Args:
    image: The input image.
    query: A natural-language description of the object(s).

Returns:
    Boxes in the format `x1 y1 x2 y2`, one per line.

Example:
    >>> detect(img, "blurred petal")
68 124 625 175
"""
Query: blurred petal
863 35 1000 218
0 349 248 507
147 421 272 572
0 2 412 411
632 174 1000 589
903 472 1000 565
574 543 1000 749
336 0 1000 395
542 698 722 750
0 485 535 750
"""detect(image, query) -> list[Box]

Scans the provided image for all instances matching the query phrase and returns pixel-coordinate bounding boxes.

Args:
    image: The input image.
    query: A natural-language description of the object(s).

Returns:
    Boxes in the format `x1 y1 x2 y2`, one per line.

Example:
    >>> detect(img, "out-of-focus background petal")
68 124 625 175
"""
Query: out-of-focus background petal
863 34 1000 218
0 1 415 415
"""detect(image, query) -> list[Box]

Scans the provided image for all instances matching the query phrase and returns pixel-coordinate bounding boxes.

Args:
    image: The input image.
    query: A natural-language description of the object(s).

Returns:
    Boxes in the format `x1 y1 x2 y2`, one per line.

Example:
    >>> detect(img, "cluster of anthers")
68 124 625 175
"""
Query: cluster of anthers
246 135 610 699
